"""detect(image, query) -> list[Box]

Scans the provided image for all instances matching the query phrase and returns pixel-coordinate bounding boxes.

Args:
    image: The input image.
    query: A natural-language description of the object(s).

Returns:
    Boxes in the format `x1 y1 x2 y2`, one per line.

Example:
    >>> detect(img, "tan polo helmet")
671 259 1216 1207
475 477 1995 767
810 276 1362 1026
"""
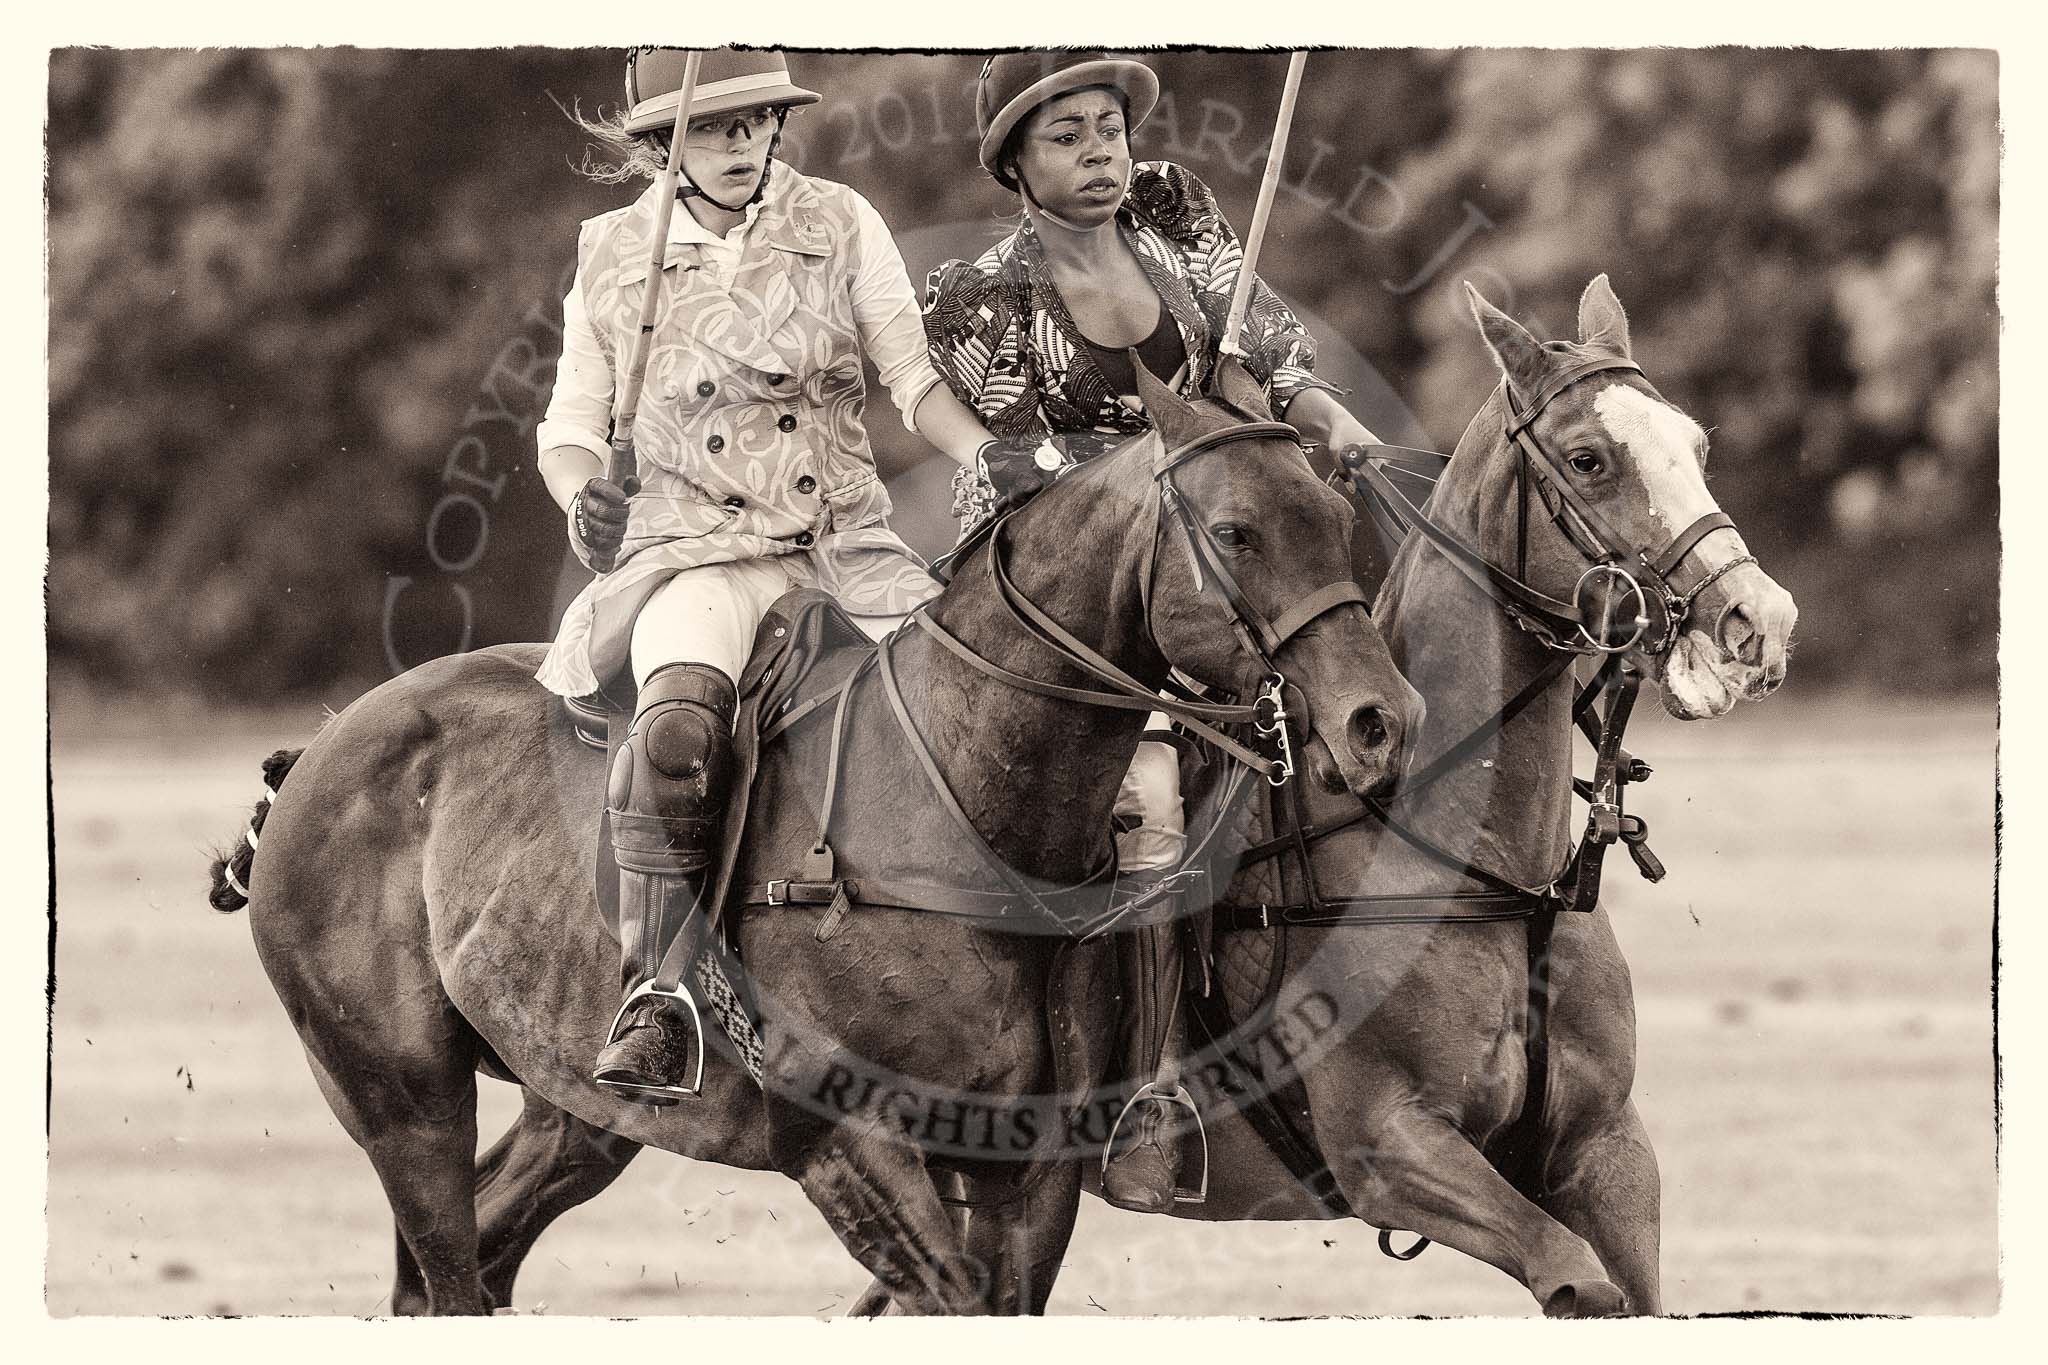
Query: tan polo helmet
624 48 820 135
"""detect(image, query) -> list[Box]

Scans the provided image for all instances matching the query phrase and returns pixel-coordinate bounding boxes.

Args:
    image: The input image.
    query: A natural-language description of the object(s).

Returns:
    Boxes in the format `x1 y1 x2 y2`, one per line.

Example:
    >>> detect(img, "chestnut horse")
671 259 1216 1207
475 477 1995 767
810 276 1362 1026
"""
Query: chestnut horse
1045 274 1799 1314
214 360 1421 1314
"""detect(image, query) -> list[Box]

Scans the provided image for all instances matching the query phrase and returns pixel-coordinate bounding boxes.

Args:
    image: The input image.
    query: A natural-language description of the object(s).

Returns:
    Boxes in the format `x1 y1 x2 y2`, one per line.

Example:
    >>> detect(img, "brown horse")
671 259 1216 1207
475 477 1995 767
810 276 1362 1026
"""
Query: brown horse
1046 274 1799 1314
215 360 1422 1315
374 276 1796 1317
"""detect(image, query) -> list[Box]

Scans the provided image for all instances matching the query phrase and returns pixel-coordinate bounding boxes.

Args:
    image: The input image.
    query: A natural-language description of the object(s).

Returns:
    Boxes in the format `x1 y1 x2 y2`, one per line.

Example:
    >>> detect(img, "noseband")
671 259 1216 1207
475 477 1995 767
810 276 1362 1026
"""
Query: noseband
1502 357 1757 656
1347 357 1754 660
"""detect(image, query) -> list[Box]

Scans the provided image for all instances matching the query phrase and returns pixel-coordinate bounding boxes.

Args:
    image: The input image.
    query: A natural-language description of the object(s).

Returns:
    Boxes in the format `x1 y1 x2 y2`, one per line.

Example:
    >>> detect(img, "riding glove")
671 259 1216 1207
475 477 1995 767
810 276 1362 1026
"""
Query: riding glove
979 435 1066 519
572 474 639 572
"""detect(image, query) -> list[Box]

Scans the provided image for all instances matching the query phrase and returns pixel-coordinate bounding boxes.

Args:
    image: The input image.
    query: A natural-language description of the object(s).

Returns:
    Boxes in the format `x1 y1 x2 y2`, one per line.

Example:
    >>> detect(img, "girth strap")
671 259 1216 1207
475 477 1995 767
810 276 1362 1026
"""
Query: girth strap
1214 895 1534 930
737 873 1109 924
1184 944 1354 1221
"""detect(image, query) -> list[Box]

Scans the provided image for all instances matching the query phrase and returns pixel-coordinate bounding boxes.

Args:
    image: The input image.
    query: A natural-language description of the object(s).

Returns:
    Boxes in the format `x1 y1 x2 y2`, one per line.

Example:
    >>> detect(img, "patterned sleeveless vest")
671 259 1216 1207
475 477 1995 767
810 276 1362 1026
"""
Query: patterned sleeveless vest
535 163 936 699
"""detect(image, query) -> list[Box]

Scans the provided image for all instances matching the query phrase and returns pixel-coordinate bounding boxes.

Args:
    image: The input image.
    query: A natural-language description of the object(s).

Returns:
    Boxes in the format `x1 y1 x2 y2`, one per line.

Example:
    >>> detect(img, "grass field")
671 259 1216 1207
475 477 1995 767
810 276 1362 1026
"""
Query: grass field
45 689 1998 1317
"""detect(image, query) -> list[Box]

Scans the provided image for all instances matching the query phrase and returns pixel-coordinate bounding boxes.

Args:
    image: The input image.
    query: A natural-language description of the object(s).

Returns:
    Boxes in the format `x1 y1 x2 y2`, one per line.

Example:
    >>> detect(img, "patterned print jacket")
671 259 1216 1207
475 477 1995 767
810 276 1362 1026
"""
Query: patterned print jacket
922 161 1339 533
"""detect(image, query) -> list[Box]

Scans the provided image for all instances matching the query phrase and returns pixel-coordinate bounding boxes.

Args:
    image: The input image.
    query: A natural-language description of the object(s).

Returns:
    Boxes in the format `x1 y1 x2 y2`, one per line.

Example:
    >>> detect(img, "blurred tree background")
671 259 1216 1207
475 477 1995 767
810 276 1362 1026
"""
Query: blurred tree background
46 47 1996 703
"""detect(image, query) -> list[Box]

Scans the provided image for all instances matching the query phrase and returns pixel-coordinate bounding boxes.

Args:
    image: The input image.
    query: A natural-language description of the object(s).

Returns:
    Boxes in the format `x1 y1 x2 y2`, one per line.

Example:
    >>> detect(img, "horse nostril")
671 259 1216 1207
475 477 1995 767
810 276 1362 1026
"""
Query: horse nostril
1349 706 1391 758
1718 602 1764 667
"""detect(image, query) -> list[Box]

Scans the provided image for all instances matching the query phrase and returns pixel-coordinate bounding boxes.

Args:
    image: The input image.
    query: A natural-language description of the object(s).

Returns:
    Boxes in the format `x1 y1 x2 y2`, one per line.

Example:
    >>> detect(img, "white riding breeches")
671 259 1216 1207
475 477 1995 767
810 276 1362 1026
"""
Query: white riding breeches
629 556 901 689
1115 716 1186 874
630 559 1185 874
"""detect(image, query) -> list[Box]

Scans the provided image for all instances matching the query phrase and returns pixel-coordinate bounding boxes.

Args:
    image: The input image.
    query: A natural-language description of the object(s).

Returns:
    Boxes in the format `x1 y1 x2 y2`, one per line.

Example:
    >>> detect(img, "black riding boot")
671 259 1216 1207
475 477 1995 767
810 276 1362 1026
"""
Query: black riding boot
592 663 737 1106
1101 876 1203 1212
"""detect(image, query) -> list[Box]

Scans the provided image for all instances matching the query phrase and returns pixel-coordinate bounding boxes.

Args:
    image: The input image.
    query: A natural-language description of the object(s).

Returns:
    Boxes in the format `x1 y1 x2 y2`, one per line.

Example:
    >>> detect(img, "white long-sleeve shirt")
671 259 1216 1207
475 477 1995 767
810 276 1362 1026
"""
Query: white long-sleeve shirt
535 185 942 463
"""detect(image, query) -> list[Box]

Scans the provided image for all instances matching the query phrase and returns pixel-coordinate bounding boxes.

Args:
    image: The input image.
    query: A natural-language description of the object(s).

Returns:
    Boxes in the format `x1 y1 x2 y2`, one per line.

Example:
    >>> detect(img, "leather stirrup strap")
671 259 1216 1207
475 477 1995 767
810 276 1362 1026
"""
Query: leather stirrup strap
809 653 872 852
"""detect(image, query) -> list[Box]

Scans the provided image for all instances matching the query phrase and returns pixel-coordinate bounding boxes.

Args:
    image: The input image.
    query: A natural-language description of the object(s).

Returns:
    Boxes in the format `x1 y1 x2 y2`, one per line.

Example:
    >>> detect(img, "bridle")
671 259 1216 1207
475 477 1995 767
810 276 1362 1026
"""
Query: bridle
1192 355 1752 1240
919 418 1370 793
744 417 1376 942
1231 354 1743 921
1347 355 1755 662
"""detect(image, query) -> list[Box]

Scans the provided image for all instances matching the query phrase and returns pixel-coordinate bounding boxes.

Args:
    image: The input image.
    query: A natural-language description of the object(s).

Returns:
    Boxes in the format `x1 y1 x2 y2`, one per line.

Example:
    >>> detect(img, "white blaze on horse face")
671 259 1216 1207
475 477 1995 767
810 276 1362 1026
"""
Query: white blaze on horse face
1593 383 1768 718
1591 383 1716 537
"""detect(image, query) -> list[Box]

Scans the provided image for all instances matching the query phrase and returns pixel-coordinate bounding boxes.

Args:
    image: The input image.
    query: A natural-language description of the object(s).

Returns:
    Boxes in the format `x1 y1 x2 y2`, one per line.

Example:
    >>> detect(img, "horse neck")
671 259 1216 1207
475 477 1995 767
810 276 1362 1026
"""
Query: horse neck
1378 393 1577 889
910 488 1166 881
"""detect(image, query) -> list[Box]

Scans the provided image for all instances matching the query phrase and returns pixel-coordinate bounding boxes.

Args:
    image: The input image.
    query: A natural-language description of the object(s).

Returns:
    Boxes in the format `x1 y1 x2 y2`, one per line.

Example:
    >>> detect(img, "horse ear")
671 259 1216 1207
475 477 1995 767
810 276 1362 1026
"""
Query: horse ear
1206 355 1274 421
1464 280 1550 403
1131 350 1202 447
1576 273 1632 357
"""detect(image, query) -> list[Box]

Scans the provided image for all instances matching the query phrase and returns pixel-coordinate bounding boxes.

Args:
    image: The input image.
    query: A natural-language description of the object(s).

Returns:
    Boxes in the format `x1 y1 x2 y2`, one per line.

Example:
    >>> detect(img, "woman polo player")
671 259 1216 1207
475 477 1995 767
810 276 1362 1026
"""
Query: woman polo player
920 51 1390 1211
536 48 995 1104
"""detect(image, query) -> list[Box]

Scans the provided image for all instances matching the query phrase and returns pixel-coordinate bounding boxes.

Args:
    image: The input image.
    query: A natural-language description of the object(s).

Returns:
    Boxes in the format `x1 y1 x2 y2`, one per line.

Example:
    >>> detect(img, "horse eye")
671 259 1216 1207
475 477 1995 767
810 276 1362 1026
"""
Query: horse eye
1567 450 1604 476
1213 524 1251 550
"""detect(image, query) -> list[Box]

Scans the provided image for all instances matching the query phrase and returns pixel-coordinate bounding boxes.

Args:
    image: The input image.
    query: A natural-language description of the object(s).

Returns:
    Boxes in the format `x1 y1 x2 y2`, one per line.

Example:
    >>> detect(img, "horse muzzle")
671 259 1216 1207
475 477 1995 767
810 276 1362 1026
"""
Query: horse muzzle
1303 681 1425 798
1654 560 1797 719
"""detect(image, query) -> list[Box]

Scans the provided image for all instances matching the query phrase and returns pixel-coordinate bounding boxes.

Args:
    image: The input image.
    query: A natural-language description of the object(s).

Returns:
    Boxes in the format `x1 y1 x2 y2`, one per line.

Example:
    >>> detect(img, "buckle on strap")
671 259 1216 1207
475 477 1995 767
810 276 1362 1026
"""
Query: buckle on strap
765 878 789 906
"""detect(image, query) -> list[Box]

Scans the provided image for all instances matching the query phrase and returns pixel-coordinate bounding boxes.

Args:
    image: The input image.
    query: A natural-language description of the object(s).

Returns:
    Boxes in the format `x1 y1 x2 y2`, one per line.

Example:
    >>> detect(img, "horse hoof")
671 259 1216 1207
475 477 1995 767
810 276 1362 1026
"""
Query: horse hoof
1543 1280 1627 1317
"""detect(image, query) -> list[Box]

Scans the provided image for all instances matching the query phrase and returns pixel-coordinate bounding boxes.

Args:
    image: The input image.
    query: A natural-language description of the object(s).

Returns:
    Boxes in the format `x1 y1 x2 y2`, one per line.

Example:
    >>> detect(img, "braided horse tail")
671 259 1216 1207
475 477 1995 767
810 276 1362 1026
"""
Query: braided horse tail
206 749 303 913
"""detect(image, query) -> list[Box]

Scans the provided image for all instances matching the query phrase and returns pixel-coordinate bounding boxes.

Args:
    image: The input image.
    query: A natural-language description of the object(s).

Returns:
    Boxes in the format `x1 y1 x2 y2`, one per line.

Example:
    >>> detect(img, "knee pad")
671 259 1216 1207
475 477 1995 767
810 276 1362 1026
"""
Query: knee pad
608 663 739 875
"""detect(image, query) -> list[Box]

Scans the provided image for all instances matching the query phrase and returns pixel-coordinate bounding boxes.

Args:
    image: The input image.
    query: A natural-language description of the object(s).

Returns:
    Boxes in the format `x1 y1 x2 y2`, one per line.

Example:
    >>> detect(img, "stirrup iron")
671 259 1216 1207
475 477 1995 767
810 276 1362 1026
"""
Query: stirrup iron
596 979 707 1100
1103 1079 1210 1205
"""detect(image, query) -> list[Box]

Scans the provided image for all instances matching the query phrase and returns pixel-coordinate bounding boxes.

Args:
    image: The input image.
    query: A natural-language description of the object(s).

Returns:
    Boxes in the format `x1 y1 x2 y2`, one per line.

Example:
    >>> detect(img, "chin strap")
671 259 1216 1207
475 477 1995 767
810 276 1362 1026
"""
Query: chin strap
668 119 786 215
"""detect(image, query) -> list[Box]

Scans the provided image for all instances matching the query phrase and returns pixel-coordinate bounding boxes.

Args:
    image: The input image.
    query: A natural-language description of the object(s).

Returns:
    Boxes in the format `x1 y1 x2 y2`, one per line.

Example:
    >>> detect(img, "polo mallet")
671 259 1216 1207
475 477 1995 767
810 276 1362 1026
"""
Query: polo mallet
1218 50 1308 360
595 49 705 573
593 50 716 1105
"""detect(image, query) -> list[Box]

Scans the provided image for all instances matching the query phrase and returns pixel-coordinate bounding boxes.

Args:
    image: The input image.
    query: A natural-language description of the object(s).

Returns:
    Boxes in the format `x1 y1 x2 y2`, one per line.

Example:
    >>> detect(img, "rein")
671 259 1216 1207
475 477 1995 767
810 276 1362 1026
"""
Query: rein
737 418 1371 936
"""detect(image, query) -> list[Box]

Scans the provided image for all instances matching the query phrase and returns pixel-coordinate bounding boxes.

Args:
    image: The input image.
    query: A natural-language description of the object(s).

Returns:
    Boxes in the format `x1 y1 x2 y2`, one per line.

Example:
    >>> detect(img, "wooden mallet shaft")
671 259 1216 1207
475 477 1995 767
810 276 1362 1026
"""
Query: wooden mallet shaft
606 49 704 493
1220 51 1308 360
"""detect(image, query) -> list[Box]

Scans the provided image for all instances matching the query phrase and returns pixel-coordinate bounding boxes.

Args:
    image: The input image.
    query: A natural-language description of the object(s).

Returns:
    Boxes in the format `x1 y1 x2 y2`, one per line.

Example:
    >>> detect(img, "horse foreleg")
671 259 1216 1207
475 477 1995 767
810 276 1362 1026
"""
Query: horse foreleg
473 1089 644 1310
1533 1099 1662 1314
844 1165 1081 1316
392 1228 428 1316
1328 1109 1624 1316
844 1202 969 1317
794 1137 990 1315
962 1164 1082 1314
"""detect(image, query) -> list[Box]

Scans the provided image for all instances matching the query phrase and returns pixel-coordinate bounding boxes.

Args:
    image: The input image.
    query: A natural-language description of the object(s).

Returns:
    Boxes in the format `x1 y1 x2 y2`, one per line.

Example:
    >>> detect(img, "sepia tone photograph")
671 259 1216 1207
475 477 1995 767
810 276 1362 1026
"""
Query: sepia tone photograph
42 31 2000 1320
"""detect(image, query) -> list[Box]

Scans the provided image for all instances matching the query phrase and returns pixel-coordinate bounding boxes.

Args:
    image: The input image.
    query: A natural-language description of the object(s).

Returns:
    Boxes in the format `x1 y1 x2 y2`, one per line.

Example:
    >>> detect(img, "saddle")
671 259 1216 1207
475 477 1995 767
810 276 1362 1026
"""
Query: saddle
564 587 878 951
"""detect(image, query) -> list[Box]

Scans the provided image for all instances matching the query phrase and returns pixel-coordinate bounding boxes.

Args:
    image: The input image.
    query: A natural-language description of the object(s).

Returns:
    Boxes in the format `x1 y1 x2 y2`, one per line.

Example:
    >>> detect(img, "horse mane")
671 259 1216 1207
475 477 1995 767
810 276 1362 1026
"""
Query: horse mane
934 425 1165 591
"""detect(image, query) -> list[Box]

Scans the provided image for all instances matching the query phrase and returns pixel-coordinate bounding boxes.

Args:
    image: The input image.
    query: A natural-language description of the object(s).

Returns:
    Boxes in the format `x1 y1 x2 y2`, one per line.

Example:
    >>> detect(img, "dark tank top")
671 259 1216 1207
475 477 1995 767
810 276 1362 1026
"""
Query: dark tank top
1080 299 1187 397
